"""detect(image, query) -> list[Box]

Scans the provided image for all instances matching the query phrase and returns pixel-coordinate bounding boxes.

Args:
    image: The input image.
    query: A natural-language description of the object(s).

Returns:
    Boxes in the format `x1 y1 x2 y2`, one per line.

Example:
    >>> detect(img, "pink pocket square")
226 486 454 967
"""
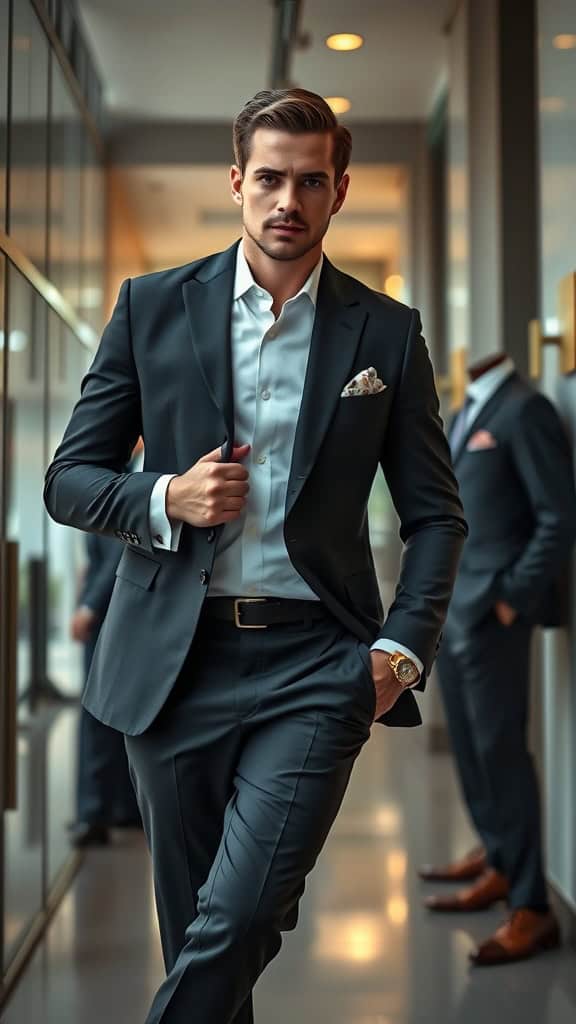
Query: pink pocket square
467 429 498 451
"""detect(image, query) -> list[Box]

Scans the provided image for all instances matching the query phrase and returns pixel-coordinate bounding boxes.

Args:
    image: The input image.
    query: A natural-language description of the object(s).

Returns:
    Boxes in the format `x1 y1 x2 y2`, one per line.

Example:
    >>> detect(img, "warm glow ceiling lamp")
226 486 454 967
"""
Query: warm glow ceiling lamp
325 33 364 51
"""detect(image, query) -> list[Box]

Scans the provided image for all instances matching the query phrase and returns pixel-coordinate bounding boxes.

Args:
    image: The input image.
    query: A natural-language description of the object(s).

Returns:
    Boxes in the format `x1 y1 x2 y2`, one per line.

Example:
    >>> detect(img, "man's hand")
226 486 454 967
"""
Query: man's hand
494 600 517 627
368 650 404 719
71 606 98 643
166 444 251 527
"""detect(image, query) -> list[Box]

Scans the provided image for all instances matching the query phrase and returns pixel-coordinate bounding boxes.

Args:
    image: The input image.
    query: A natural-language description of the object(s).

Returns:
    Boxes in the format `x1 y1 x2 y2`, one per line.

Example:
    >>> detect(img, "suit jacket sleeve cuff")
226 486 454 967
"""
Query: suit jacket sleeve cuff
149 475 183 552
370 639 424 683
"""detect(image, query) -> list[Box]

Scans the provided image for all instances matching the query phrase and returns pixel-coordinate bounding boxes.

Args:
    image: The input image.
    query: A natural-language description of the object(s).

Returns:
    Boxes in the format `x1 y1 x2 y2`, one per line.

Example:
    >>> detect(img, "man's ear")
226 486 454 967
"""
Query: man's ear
331 172 350 216
230 165 243 205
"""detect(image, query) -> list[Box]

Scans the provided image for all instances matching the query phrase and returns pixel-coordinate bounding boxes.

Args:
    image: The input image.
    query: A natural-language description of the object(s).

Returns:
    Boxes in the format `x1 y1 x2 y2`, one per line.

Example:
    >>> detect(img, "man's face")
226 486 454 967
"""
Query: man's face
231 128 349 261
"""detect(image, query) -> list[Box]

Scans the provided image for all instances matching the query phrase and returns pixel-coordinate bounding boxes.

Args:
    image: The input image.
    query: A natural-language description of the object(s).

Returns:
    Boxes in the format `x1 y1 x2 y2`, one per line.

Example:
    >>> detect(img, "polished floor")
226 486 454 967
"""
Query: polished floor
2 723 575 1023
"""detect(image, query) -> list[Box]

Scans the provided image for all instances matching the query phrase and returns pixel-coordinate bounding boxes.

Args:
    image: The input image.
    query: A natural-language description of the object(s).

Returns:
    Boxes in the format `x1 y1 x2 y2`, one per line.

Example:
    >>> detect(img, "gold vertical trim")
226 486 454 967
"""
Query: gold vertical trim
558 272 576 374
450 346 468 410
528 272 575 379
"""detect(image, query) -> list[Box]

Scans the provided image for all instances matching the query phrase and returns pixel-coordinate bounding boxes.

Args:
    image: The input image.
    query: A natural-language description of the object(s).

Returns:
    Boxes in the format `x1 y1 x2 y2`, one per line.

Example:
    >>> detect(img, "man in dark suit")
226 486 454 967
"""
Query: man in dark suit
70 528 141 847
422 353 576 965
44 88 466 1023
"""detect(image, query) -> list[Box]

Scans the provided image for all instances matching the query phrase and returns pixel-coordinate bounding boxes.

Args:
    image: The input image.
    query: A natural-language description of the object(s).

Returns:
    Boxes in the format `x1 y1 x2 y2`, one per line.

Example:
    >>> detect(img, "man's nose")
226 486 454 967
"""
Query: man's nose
277 183 300 215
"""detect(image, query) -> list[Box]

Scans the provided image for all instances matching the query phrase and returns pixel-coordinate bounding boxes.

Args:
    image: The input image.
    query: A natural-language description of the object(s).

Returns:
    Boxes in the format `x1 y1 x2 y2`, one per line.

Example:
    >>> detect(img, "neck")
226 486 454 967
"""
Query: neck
468 353 508 382
241 234 322 316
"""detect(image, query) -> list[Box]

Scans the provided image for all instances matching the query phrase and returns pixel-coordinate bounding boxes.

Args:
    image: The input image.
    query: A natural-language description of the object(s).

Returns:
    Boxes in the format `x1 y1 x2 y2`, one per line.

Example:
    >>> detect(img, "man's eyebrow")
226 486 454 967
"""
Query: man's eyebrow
252 167 330 179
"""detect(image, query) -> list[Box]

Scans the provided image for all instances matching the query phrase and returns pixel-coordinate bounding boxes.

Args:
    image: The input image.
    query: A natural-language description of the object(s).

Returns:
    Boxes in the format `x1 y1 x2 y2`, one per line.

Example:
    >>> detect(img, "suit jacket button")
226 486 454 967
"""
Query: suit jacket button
200 569 210 585
207 529 215 543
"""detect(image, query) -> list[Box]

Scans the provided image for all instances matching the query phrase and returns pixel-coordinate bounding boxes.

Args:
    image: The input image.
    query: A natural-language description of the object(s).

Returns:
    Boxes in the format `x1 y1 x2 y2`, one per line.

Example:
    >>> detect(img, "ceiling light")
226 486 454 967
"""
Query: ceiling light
553 34 576 49
325 96 351 114
326 33 364 52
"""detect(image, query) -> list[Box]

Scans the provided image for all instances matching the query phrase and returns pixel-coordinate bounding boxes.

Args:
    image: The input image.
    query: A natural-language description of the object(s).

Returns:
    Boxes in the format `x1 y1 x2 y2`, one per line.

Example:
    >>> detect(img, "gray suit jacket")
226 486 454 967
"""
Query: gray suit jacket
448 373 576 630
44 242 466 734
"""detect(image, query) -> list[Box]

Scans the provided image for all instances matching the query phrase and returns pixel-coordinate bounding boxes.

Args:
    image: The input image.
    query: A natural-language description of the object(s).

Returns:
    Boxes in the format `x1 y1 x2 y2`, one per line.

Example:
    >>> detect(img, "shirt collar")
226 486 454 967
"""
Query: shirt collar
233 241 323 308
466 356 515 406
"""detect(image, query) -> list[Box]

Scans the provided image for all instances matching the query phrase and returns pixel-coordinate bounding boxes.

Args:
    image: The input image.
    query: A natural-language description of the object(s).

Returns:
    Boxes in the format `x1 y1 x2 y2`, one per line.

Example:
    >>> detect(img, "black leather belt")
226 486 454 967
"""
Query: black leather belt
203 597 330 629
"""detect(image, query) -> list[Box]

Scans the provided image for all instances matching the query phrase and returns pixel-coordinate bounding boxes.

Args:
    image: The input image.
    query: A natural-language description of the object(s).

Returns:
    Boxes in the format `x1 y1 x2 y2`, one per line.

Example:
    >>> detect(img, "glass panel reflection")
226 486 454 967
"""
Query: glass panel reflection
80 134 105 333
0 0 8 231
3 263 46 966
9 0 49 273
49 55 83 310
46 314 87 697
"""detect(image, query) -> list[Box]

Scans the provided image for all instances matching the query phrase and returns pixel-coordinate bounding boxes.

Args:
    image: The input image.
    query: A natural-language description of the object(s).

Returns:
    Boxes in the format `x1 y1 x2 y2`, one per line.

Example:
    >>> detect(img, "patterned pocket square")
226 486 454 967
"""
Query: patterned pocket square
341 366 387 397
467 429 498 451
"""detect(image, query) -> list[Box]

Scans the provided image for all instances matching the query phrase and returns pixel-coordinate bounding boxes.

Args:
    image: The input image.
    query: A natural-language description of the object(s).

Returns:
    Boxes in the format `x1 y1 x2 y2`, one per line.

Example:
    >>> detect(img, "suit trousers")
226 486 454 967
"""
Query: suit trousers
124 608 375 1024
437 612 547 910
77 632 140 825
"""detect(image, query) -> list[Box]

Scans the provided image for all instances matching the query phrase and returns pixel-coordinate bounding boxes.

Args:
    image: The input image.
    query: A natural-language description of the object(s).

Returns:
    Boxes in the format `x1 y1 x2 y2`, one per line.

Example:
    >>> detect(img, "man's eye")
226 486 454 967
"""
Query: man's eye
304 178 322 188
259 175 276 185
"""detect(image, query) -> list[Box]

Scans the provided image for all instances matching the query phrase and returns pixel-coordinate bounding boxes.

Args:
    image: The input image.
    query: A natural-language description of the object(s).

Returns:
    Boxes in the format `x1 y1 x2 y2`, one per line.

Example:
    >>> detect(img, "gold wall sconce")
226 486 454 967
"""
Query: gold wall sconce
529 272 576 378
436 346 468 411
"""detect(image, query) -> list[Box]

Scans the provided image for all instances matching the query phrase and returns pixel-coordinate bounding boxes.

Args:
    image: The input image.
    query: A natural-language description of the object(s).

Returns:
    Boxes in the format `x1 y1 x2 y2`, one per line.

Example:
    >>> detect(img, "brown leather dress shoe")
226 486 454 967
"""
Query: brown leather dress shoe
419 846 487 882
425 868 508 912
470 909 561 965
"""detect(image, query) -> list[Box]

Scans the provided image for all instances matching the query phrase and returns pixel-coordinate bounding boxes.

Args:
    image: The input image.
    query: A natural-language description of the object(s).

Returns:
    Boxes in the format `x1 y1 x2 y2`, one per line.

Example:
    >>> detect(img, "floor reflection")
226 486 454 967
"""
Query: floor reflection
3 678 576 1022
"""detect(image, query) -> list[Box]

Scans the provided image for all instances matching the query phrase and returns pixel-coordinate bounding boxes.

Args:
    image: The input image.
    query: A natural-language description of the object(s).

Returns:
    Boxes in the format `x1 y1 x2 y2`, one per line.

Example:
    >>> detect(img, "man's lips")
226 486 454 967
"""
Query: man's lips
269 224 305 232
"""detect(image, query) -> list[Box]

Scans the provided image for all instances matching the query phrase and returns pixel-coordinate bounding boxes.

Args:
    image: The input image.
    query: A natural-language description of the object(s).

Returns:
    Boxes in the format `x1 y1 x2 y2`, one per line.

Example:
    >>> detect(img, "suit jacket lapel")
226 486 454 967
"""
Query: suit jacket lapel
181 242 238 455
452 373 517 464
286 260 368 518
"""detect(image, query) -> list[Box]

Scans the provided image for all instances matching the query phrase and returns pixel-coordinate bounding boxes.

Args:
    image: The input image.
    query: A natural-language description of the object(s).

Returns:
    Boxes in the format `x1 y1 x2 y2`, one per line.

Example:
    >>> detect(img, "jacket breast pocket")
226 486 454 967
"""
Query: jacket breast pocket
115 549 161 591
334 389 391 435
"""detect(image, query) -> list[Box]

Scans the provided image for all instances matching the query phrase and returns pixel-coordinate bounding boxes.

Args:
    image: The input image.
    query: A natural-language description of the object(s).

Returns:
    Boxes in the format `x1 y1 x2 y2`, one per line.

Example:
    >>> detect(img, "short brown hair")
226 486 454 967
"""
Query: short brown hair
233 88 352 185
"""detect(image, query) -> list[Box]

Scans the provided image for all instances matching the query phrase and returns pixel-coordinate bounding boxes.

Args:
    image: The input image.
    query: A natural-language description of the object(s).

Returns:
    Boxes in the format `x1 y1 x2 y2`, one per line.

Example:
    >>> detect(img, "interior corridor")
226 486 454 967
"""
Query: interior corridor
2 711 575 1024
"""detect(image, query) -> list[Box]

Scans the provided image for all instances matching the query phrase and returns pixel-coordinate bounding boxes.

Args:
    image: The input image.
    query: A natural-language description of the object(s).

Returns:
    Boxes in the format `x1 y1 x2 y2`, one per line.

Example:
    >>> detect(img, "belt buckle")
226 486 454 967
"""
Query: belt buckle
233 597 268 629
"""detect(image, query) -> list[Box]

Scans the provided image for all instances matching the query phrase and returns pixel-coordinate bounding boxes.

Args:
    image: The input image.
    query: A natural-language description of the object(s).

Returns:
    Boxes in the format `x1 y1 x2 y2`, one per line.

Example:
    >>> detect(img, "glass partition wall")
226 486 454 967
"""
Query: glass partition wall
0 0 104 999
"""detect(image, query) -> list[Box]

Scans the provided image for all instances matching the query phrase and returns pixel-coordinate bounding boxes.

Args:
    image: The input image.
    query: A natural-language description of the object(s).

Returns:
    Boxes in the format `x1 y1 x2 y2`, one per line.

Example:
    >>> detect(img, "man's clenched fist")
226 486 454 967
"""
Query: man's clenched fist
166 444 251 527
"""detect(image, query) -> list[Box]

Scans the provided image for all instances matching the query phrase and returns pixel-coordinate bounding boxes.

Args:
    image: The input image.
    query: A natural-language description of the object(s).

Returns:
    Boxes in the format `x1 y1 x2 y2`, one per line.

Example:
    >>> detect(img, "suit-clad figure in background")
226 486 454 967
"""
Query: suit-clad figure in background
421 353 576 966
69 445 144 847
70 534 141 847
44 89 466 1024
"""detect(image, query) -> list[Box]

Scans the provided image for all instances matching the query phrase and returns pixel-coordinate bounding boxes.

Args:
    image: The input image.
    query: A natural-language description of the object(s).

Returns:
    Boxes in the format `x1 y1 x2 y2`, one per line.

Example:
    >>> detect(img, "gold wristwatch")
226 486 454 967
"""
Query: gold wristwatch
387 651 420 689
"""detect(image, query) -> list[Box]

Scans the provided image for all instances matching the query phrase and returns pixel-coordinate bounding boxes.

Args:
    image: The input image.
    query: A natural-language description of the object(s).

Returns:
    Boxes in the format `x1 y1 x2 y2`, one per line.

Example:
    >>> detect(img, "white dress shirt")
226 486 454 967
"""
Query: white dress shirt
148 243 422 676
463 356 515 431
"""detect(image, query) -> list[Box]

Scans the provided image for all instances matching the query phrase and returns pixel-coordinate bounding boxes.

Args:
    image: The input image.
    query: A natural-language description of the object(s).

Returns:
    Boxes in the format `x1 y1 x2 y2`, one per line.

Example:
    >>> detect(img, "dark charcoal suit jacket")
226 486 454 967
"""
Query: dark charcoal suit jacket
448 372 576 631
44 241 466 734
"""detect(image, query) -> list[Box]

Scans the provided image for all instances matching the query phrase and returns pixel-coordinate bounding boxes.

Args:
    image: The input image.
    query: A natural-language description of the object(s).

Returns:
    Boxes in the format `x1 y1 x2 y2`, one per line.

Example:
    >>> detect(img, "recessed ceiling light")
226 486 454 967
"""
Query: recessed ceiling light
325 96 351 114
553 33 576 49
326 33 364 51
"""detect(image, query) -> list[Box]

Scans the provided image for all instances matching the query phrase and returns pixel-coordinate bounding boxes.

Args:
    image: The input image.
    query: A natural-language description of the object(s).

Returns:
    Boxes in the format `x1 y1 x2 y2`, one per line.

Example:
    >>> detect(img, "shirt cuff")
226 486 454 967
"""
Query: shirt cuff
370 639 424 686
149 474 183 552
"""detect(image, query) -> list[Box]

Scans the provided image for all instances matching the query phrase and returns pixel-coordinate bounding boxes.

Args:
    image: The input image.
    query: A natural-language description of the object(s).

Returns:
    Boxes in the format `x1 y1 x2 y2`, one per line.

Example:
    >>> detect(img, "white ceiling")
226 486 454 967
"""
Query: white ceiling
78 0 452 121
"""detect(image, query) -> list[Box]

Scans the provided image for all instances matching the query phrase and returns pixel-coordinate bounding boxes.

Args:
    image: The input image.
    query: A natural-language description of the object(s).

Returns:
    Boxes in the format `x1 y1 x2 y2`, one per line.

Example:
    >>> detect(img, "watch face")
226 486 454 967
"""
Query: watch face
397 658 419 685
